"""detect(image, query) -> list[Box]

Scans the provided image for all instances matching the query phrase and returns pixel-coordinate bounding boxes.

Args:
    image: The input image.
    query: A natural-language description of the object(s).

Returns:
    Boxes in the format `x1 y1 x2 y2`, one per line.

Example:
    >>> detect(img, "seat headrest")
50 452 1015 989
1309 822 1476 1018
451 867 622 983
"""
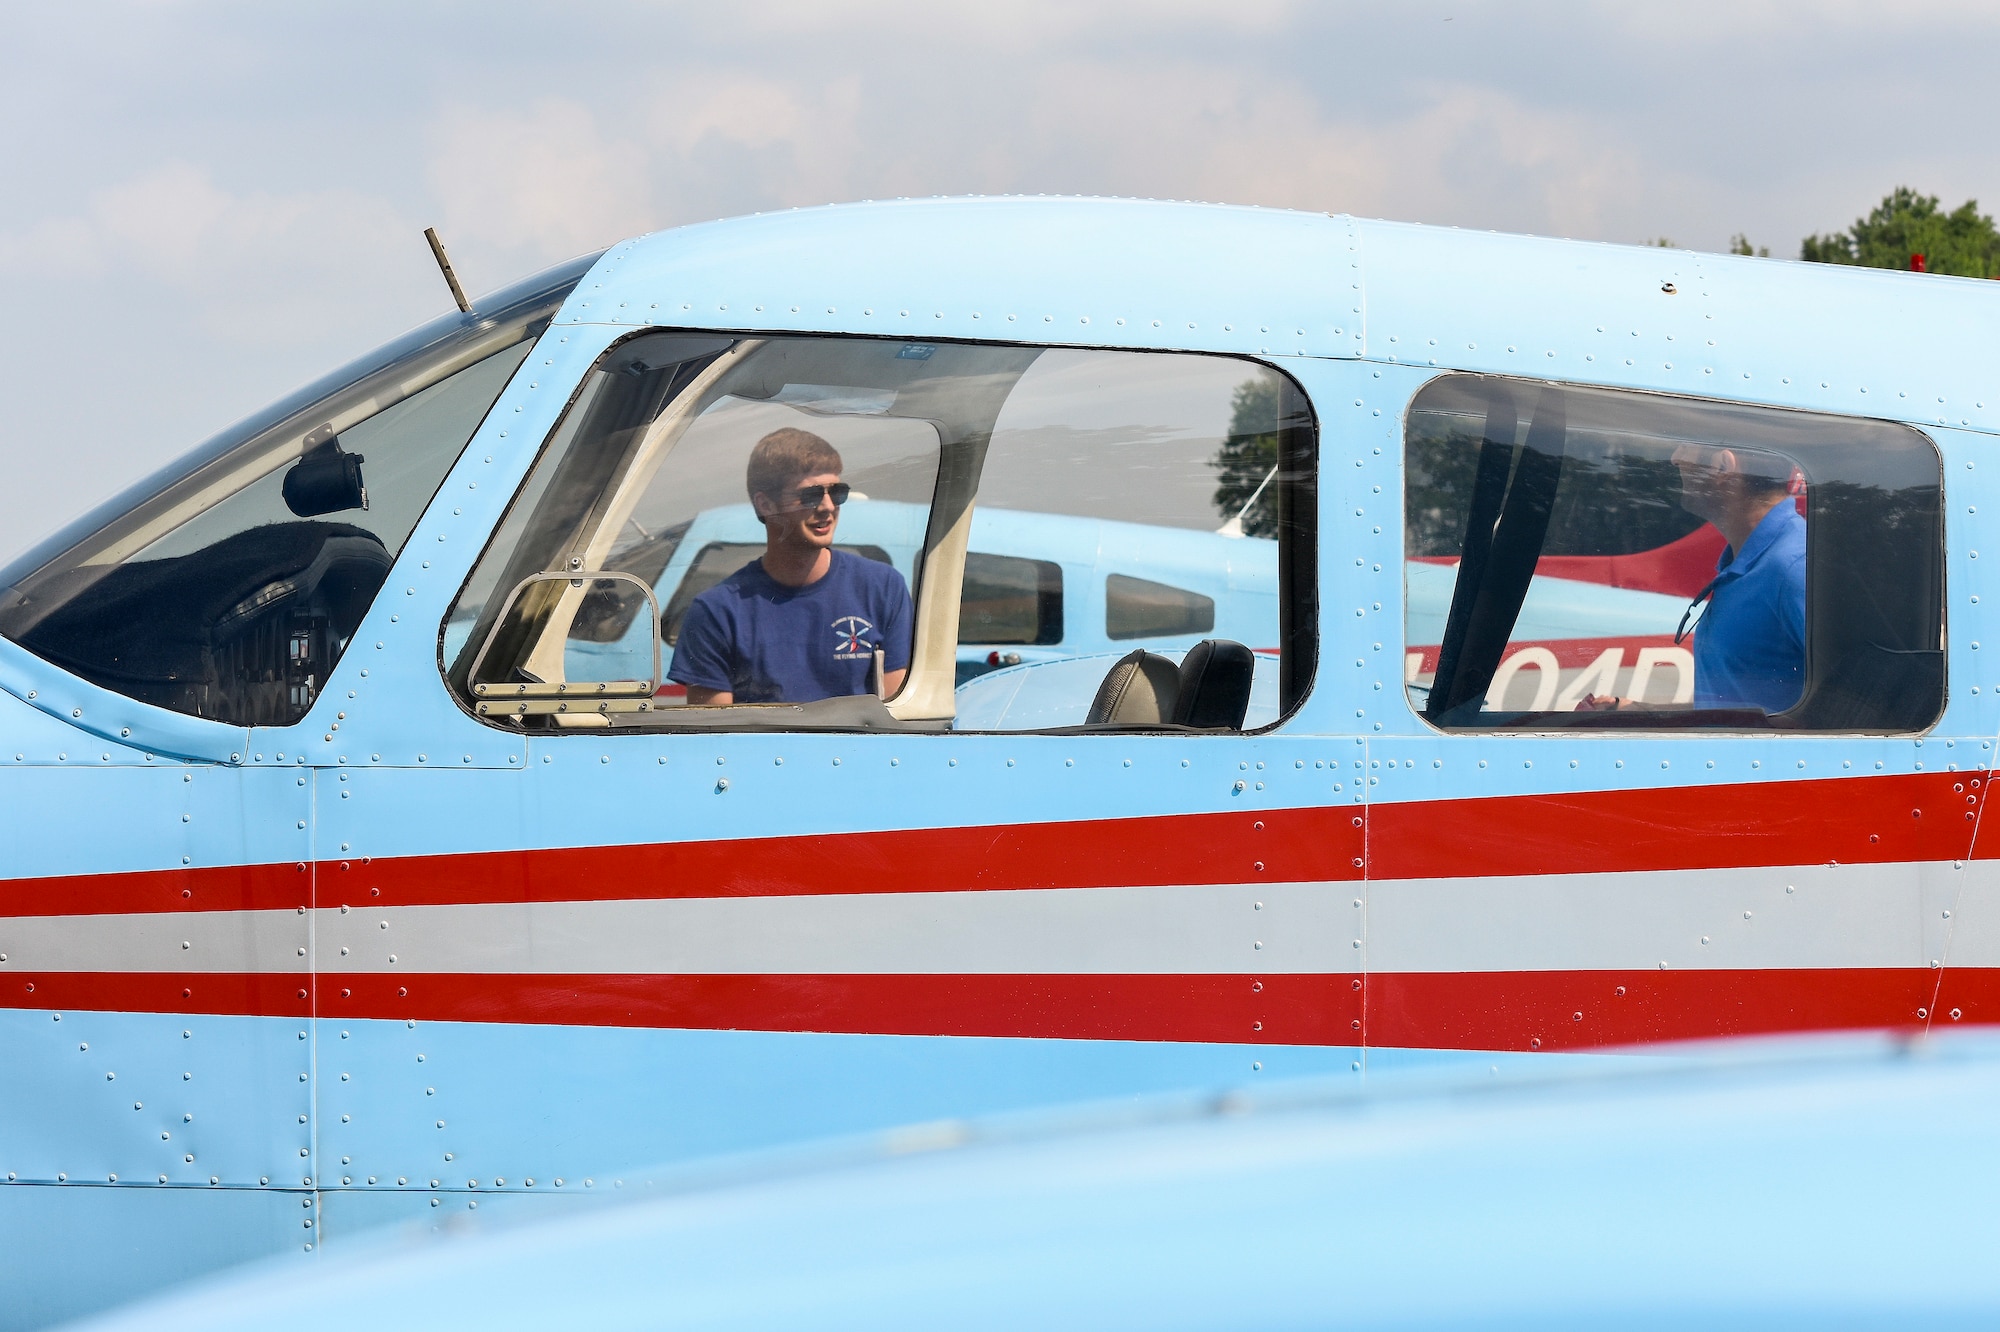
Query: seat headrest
1172 639 1255 729
1086 649 1182 725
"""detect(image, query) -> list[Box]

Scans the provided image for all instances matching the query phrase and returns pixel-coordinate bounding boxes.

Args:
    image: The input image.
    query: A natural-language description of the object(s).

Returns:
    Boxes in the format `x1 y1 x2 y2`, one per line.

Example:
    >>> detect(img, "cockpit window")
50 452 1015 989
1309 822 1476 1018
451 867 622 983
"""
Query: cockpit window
0 254 592 726
446 334 1316 734
1405 373 1944 732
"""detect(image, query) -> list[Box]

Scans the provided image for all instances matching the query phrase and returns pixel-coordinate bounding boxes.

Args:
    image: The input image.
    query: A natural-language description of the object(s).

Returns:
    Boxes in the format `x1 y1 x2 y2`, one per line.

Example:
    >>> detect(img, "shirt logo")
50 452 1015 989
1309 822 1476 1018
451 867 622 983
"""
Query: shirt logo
831 615 876 660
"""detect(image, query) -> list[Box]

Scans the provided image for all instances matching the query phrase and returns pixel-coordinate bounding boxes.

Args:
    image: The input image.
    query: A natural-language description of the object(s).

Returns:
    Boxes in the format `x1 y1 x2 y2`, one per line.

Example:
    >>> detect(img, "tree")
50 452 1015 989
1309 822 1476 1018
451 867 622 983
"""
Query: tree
1729 234 1769 257
1800 187 2000 276
1212 378 1281 537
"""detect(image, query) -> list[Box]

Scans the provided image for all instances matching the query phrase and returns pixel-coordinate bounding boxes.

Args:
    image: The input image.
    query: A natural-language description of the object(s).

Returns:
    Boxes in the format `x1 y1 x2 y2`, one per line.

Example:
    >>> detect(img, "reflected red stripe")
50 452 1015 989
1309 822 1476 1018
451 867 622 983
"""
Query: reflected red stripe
1409 524 1726 599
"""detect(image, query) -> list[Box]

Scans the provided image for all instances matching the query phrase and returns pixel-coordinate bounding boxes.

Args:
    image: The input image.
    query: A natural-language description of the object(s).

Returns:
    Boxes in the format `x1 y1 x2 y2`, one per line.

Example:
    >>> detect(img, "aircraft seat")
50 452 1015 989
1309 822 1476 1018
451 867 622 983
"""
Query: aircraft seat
1085 649 1181 725
1172 638 1256 729
1085 639 1256 729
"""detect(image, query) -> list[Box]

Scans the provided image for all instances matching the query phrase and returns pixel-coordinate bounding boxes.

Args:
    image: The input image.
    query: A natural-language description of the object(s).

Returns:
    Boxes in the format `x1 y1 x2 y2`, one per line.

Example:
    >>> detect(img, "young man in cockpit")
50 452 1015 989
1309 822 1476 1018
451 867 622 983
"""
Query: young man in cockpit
670 428 913 706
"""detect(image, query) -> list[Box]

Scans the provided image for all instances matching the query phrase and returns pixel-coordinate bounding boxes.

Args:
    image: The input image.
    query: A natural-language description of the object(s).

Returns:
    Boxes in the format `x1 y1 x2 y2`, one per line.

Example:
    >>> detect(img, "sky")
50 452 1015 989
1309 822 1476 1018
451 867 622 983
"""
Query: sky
4 0 1999 562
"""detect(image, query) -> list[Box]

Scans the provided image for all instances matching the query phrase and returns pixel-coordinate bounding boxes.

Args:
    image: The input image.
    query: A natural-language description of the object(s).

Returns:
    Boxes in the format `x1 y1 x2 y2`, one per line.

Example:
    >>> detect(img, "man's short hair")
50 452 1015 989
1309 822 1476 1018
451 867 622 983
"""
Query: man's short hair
746 428 843 503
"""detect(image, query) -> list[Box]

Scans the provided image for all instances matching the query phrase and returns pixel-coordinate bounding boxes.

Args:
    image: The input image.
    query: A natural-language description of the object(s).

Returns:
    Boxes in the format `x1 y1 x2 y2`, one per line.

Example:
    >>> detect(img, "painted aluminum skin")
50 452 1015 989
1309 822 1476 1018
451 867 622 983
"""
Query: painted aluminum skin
70 1034 2000 1330
4 197 2000 1325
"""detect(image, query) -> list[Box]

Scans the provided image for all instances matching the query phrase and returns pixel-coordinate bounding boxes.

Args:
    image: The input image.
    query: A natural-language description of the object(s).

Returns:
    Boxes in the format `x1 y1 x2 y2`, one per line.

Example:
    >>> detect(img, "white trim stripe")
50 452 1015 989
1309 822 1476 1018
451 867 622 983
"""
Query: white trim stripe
2 860 1997 976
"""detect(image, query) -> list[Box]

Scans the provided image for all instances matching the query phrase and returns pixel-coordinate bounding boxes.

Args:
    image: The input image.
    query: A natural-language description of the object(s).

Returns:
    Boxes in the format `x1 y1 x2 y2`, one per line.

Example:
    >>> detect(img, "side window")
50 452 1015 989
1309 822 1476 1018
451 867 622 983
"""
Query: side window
0 313 558 726
448 333 971 726
1405 373 1943 732
448 335 1314 734
951 351 1315 732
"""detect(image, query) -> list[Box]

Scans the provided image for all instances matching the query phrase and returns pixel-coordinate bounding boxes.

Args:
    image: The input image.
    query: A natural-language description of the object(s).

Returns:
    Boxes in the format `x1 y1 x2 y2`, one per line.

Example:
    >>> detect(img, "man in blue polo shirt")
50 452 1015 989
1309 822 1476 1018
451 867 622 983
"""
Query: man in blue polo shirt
1673 441 1805 714
1578 442 1804 715
670 427 913 706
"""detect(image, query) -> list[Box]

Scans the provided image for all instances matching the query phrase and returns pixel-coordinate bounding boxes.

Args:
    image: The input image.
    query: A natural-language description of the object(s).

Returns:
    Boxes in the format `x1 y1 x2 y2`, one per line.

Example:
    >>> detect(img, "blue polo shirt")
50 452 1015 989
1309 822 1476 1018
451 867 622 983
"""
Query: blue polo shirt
669 551 913 704
1691 502 1806 714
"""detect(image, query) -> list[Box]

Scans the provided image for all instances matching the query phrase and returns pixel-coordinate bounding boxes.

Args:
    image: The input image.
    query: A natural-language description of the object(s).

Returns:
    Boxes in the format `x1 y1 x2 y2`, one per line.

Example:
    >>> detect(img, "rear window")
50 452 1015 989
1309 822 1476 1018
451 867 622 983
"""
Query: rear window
1404 373 1944 732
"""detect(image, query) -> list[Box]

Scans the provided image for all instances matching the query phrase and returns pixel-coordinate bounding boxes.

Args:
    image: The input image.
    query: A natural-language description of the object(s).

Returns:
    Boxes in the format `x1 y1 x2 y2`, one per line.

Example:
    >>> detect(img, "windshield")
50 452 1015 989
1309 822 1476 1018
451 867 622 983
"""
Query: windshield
0 252 597 726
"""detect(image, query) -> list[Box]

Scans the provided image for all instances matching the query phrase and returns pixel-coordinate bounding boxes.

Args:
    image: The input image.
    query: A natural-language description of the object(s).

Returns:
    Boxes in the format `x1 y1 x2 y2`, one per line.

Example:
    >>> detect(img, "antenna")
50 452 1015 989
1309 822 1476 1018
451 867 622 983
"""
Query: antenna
1215 464 1279 538
423 227 472 314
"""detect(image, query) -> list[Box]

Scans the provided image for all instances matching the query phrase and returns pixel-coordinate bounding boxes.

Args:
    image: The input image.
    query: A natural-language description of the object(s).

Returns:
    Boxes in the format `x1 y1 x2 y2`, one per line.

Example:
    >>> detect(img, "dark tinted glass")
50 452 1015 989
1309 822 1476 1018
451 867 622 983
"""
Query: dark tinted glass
1106 574 1216 641
958 552 1062 645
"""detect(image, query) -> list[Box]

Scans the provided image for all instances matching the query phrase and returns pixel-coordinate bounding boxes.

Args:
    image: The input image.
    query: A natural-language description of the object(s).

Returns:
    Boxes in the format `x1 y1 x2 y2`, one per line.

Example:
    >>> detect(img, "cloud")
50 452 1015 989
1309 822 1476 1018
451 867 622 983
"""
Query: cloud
428 99 656 264
410 41 1699 277
0 161 422 342
4 0 2000 559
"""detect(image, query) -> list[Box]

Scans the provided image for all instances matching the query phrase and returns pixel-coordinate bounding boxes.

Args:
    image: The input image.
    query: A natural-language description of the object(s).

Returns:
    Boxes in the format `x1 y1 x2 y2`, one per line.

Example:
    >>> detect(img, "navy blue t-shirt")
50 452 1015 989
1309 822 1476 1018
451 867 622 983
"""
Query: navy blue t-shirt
669 551 914 703
1692 502 1806 714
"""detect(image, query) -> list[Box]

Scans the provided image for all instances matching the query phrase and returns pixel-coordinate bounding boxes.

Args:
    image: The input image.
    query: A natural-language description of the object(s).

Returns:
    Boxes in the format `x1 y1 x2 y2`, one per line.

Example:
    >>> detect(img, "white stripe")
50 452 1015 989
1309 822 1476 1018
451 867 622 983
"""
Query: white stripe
1366 861 1965 972
0 910 306 973
0 861 1986 977
315 883 1327 975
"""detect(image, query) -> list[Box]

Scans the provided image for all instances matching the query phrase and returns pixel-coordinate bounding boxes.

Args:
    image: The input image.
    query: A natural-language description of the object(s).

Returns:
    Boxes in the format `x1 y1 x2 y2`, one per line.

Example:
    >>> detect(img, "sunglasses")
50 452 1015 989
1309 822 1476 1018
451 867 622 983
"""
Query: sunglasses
781 482 850 509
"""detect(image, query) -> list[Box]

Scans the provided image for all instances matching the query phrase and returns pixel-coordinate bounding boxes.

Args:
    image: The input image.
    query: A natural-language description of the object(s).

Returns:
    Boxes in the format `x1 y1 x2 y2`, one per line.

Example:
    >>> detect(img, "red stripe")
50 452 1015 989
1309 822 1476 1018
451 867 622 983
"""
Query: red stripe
358 808 1353 910
1367 967 1937 1052
1370 770 1976 881
4 971 1357 1045
0 861 311 920
0 807 1360 917
327 972 1365 1044
0 972 312 1018
1928 966 2000 1027
2 771 1979 919
4 968 1985 1052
